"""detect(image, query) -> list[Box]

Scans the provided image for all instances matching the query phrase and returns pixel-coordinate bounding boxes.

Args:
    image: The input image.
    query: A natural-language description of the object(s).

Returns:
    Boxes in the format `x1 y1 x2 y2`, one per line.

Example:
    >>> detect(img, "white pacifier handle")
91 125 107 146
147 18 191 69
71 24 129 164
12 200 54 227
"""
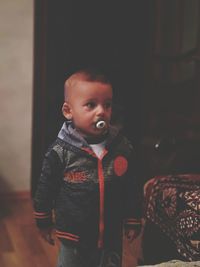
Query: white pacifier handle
96 120 106 129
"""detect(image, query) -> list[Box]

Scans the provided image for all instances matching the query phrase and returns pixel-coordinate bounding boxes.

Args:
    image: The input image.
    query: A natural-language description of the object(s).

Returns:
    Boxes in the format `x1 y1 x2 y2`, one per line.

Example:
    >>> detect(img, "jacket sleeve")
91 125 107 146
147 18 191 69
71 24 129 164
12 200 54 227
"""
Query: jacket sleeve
33 146 63 229
123 145 143 229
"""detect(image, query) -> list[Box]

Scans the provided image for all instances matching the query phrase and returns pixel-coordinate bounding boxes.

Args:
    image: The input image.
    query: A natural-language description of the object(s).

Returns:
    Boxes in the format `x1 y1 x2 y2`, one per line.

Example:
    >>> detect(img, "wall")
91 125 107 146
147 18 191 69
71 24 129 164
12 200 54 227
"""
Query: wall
0 0 33 193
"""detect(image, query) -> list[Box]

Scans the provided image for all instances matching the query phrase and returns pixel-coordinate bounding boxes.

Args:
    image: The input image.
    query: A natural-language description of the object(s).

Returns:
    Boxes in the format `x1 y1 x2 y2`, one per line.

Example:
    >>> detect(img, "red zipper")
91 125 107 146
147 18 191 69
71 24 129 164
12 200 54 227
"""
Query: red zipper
97 149 107 248
81 147 108 248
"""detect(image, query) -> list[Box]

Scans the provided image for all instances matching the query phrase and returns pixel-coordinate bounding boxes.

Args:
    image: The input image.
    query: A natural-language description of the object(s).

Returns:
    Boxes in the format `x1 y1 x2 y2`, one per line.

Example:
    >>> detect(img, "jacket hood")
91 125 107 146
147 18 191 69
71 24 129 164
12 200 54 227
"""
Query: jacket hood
58 121 120 149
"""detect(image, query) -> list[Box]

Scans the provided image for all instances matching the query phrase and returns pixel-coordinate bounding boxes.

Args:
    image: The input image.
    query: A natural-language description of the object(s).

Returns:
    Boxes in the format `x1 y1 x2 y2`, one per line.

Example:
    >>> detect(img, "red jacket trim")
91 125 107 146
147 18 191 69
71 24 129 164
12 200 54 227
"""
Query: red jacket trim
55 230 79 242
34 211 51 219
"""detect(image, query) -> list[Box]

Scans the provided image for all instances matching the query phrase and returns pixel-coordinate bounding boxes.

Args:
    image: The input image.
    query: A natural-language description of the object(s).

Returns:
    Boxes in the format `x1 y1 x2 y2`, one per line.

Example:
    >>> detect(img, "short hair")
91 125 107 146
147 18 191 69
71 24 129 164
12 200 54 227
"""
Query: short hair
64 68 112 100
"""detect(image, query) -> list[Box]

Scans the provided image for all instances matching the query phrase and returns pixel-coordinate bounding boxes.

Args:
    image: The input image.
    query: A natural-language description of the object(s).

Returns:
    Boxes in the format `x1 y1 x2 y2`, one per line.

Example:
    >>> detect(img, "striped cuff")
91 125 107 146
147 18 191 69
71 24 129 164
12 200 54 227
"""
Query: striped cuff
55 230 80 242
34 211 52 219
34 211 53 228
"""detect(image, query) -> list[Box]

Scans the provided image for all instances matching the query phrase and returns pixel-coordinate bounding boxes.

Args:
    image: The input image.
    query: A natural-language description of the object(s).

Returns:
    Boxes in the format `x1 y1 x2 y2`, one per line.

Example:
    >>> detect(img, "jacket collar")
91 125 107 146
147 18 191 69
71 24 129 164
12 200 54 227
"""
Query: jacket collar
58 121 119 149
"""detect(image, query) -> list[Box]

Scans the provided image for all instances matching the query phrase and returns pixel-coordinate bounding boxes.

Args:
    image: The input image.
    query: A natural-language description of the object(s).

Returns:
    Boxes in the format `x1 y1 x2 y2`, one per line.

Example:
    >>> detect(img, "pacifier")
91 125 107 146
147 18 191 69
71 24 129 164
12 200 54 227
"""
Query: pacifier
95 120 106 129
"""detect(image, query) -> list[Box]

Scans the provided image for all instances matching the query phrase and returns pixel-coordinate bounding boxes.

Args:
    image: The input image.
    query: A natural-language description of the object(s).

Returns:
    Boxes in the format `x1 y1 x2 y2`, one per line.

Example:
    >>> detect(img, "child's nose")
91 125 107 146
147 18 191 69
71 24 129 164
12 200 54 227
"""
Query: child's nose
96 105 105 116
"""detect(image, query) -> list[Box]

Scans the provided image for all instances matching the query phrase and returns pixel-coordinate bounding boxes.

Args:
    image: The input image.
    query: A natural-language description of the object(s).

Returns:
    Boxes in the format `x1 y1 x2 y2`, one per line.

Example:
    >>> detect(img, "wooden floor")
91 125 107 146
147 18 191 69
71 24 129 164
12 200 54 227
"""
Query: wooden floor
0 198 142 267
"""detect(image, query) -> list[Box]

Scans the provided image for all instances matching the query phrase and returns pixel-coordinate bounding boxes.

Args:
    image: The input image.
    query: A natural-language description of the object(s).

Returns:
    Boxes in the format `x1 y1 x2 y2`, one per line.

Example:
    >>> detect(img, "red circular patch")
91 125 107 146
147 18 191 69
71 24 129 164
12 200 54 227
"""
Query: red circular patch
113 156 128 176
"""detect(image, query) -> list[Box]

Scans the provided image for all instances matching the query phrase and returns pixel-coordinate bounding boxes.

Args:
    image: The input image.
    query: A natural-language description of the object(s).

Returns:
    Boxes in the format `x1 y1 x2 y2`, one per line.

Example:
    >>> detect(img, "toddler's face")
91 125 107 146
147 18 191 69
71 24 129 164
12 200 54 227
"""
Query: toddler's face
63 80 113 138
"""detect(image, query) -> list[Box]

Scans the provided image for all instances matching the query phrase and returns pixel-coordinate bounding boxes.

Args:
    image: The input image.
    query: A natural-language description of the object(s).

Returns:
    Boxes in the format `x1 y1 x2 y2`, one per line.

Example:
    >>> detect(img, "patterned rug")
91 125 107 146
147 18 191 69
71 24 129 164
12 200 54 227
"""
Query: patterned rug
138 259 200 266
144 174 200 261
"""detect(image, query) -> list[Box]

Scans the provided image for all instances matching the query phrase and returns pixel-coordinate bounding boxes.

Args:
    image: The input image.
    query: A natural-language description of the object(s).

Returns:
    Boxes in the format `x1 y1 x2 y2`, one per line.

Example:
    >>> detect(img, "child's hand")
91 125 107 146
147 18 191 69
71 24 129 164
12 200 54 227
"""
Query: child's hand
124 226 141 243
39 227 55 245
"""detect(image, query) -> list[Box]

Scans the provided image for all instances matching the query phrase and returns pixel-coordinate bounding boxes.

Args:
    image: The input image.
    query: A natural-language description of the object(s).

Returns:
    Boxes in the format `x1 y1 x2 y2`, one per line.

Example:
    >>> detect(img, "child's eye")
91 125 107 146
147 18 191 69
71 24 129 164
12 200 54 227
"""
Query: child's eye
86 102 96 109
105 102 112 109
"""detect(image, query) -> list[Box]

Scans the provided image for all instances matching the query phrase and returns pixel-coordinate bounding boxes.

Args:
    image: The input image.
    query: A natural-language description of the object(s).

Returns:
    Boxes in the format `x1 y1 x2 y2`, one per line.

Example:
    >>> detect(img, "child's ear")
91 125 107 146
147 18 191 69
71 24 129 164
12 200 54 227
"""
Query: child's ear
62 102 72 120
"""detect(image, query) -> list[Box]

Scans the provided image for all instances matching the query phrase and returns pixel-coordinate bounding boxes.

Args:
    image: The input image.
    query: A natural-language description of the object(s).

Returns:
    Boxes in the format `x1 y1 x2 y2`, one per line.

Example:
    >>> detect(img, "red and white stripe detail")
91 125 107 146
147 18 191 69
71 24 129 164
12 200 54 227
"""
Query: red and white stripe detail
56 230 79 242
34 211 51 219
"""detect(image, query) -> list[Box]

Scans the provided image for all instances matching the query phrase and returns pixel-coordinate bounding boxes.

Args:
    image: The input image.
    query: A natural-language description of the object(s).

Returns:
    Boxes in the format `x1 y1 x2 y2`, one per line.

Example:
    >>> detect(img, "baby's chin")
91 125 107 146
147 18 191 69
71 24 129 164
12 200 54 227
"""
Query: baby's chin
85 132 109 144
78 128 109 143
85 131 107 138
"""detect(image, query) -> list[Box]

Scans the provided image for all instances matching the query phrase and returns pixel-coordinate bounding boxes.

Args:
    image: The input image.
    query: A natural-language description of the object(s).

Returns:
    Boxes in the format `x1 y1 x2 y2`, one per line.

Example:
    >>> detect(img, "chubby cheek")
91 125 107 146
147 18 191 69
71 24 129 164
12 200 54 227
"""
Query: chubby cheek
76 114 93 127
109 110 112 119
106 111 112 123
107 107 112 116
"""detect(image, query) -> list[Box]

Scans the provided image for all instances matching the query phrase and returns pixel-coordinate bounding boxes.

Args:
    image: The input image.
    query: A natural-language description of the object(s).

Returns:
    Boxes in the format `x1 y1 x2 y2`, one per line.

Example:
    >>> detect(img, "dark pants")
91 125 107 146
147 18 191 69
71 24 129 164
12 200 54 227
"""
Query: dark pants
56 243 121 267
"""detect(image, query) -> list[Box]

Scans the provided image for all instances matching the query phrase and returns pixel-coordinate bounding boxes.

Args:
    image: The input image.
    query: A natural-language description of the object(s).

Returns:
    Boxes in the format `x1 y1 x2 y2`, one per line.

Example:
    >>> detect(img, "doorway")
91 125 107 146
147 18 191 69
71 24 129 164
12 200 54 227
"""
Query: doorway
31 1 152 195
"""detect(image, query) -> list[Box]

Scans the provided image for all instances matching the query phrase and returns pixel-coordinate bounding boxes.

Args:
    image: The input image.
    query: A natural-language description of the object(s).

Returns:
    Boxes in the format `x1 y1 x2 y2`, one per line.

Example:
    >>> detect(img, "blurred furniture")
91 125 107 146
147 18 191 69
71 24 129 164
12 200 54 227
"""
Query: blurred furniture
142 174 200 265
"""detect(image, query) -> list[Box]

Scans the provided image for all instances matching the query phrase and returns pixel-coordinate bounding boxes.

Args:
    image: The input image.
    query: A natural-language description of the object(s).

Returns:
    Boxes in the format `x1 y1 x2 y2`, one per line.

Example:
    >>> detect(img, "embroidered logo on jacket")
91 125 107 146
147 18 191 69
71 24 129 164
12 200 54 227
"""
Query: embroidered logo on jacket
113 156 128 176
64 171 87 183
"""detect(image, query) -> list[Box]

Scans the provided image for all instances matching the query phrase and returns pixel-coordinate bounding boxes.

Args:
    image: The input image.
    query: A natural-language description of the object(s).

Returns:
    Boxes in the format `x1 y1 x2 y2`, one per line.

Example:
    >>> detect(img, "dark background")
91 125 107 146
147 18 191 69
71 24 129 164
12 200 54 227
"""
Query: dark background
32 0 200 195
